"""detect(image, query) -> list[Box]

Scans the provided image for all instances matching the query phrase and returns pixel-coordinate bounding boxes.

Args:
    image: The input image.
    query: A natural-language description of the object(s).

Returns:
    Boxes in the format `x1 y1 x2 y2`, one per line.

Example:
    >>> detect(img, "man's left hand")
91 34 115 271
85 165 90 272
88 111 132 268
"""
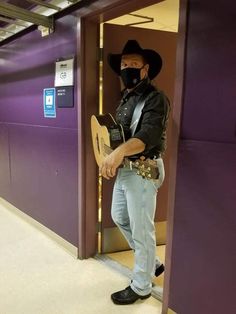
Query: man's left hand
99 149 124 179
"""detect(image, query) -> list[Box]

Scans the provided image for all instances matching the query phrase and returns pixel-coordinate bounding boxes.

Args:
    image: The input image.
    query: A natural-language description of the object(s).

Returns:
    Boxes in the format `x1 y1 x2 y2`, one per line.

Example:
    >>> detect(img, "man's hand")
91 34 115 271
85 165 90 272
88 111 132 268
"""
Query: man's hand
99 148 124 179
99 138 146 180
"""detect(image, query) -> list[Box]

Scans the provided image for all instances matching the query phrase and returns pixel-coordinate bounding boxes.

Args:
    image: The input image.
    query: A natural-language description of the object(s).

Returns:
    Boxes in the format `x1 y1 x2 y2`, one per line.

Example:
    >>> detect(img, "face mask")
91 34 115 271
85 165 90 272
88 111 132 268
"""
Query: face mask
120 66 144 89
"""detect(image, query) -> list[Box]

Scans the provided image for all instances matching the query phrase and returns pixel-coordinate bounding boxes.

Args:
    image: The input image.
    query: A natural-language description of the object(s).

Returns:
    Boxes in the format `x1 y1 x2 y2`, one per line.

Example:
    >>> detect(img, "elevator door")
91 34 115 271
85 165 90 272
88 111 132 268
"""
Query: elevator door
101 23 177 253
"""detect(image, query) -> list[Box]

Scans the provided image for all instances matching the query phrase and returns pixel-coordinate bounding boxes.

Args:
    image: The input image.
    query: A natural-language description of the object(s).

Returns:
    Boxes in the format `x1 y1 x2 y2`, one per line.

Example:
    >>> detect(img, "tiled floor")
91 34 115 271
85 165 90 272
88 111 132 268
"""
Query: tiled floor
0 201 163 314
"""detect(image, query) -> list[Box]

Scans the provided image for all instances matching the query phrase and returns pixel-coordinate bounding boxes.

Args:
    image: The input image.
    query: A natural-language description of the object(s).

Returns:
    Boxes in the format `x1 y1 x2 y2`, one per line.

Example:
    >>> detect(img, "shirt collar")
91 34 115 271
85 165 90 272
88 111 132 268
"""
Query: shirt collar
133 78 150 95
122 78 150 99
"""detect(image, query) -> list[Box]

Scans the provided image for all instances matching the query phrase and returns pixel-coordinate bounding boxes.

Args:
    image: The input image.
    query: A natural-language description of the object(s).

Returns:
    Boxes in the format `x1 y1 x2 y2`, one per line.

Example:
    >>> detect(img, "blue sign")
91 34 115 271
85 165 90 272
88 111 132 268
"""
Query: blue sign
43 88 56 118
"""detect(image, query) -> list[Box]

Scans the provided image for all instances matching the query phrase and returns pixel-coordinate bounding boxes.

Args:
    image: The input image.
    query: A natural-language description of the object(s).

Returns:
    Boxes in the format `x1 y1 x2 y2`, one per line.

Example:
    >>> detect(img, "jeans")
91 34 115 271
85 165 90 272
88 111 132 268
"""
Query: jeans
111 158 165 295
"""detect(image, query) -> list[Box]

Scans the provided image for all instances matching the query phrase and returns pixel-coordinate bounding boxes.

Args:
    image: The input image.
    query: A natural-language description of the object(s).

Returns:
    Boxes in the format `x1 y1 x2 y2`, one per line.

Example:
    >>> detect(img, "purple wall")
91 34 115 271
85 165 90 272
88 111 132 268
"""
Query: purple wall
0 16 78 246
169 1 236 313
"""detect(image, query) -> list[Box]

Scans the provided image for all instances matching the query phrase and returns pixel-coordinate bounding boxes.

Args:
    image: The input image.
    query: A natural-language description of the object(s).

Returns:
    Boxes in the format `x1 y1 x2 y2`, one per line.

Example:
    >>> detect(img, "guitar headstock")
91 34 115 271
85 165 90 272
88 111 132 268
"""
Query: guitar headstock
124 158 159 180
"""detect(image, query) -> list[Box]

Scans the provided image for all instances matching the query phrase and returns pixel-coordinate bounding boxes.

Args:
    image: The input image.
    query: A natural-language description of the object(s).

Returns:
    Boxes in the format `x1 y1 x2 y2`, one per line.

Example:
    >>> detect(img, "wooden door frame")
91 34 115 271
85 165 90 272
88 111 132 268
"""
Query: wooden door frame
77 0 188 312
161 1 188 313
76 0 166 259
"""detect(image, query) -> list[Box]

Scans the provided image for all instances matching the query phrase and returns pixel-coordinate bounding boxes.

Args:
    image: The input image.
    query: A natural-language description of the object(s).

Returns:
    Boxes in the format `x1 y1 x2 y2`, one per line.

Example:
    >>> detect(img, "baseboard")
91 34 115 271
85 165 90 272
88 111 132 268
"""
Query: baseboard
0 197 78 258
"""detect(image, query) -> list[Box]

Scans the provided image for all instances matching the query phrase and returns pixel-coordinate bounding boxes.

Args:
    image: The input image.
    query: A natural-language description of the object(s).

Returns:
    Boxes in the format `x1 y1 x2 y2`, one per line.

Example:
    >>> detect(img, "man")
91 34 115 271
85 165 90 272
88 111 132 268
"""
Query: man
100 40 170 305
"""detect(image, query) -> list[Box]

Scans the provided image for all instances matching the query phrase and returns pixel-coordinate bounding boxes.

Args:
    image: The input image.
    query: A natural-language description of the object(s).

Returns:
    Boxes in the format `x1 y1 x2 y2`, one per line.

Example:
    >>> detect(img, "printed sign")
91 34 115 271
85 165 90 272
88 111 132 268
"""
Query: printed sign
55 58 74 87
43 88 56 118
56 86 74 108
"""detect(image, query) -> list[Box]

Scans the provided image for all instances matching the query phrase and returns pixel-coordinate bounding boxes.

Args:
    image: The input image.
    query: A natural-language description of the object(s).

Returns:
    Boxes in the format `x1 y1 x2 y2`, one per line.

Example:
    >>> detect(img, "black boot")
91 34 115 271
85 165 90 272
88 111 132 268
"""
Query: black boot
155 263 165 277
131 263 165 284
111 286 151 305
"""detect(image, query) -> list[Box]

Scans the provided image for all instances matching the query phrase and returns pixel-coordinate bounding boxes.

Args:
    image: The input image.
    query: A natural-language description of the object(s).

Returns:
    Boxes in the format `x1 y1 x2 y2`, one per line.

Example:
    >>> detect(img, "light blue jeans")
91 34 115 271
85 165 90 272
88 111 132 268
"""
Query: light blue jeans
111 158 165 296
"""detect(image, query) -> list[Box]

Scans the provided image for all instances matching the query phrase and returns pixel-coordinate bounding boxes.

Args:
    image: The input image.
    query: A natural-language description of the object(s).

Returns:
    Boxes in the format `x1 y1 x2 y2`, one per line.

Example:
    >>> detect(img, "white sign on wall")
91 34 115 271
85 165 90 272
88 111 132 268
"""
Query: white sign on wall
54 58 74 87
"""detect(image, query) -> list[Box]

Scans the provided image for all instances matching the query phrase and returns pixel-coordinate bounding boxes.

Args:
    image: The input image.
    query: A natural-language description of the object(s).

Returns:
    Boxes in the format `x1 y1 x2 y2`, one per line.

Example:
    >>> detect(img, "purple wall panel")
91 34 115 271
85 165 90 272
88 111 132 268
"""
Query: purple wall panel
8 124 78 245
169 0 236 313
0 17 77 128
170 140 236 314
0 15 79 246
181 1 236 143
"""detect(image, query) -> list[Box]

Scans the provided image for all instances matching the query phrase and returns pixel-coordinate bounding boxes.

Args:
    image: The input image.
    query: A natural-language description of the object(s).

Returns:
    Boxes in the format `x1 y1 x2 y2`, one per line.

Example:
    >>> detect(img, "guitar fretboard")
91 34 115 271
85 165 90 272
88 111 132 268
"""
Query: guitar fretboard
104 143 113 155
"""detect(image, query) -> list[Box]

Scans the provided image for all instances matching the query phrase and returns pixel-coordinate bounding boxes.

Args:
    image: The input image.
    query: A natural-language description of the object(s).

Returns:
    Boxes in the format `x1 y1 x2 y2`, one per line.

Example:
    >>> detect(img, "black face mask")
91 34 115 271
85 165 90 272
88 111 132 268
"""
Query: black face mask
120 66 144 89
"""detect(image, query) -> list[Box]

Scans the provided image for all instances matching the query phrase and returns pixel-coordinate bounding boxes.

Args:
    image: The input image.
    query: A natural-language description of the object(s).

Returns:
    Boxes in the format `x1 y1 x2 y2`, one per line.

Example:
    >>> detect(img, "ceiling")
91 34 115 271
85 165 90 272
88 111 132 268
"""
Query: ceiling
0 0 81 43
0 0 179 45
106 0 179 33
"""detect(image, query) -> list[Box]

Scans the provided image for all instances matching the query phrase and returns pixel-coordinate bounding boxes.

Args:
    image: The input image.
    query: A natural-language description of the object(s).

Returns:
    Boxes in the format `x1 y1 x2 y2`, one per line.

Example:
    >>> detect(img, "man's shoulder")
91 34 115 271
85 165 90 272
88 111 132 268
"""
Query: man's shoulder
145 85 169 104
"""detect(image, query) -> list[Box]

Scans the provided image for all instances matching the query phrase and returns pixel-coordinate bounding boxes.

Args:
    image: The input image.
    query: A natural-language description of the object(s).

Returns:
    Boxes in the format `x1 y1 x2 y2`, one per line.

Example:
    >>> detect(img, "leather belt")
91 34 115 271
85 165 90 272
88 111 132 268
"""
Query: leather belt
128 154 160 161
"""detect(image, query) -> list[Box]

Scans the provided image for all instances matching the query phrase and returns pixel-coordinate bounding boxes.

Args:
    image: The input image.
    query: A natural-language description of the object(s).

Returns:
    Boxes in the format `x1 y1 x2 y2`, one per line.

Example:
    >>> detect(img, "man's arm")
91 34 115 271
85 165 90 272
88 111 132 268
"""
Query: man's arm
133 91 170 151
99 138 145 179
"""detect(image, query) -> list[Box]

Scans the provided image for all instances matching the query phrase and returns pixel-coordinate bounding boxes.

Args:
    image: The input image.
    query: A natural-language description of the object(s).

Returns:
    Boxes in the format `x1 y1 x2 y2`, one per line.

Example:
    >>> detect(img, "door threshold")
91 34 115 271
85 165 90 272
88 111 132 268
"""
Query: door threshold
94 253 163 302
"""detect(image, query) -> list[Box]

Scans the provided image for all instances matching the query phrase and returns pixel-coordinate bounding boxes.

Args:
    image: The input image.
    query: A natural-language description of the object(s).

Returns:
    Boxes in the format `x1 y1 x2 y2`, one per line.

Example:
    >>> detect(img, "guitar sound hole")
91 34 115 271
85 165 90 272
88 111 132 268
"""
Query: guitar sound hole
96 134 100 154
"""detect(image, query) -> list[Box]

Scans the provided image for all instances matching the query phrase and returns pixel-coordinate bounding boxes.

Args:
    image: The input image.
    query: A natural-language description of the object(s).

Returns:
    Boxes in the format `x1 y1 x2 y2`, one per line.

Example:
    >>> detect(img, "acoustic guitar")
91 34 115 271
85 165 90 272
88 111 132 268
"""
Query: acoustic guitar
91 113 159 180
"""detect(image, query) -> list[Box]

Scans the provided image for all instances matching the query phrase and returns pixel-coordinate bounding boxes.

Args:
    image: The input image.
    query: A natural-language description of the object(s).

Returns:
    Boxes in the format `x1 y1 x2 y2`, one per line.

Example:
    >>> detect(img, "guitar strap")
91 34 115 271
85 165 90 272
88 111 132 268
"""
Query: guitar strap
130 88 152 136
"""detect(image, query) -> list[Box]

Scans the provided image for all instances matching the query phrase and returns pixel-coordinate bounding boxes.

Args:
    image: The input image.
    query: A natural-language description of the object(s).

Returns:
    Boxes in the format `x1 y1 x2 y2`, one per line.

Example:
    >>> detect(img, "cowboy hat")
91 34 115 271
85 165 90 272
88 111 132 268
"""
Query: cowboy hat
107 40 162 80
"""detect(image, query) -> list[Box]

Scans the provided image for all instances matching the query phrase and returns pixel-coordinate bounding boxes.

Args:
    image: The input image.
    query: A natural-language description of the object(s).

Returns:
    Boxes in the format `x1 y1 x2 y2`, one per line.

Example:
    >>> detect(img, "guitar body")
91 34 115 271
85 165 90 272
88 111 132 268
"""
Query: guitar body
91 113 159 180
91 113 125 167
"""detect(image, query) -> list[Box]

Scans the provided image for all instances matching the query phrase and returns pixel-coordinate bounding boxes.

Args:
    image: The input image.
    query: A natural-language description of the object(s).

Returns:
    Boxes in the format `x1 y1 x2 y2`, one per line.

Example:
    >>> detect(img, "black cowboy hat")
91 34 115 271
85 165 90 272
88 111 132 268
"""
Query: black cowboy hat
107 40 162 80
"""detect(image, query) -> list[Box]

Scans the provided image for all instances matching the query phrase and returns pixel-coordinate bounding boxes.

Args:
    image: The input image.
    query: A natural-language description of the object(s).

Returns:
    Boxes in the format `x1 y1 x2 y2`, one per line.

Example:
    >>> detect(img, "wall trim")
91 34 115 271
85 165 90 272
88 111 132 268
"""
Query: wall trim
0 197 78 258
162 0 188 312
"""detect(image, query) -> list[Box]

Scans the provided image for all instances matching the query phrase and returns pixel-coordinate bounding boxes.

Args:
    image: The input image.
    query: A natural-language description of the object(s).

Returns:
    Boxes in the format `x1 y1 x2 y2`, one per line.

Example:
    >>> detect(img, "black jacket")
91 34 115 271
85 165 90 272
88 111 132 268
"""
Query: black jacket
116 78 170 159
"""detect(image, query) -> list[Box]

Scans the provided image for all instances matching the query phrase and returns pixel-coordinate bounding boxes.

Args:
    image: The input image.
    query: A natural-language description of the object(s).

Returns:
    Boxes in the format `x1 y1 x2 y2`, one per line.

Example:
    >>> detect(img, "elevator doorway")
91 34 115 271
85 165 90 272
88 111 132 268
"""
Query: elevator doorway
94 0 179 297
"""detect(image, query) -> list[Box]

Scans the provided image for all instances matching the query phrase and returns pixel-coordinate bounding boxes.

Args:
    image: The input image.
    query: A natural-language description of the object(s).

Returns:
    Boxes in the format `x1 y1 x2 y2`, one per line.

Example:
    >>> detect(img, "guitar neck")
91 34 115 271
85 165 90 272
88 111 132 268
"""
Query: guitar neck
104 144 113 155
